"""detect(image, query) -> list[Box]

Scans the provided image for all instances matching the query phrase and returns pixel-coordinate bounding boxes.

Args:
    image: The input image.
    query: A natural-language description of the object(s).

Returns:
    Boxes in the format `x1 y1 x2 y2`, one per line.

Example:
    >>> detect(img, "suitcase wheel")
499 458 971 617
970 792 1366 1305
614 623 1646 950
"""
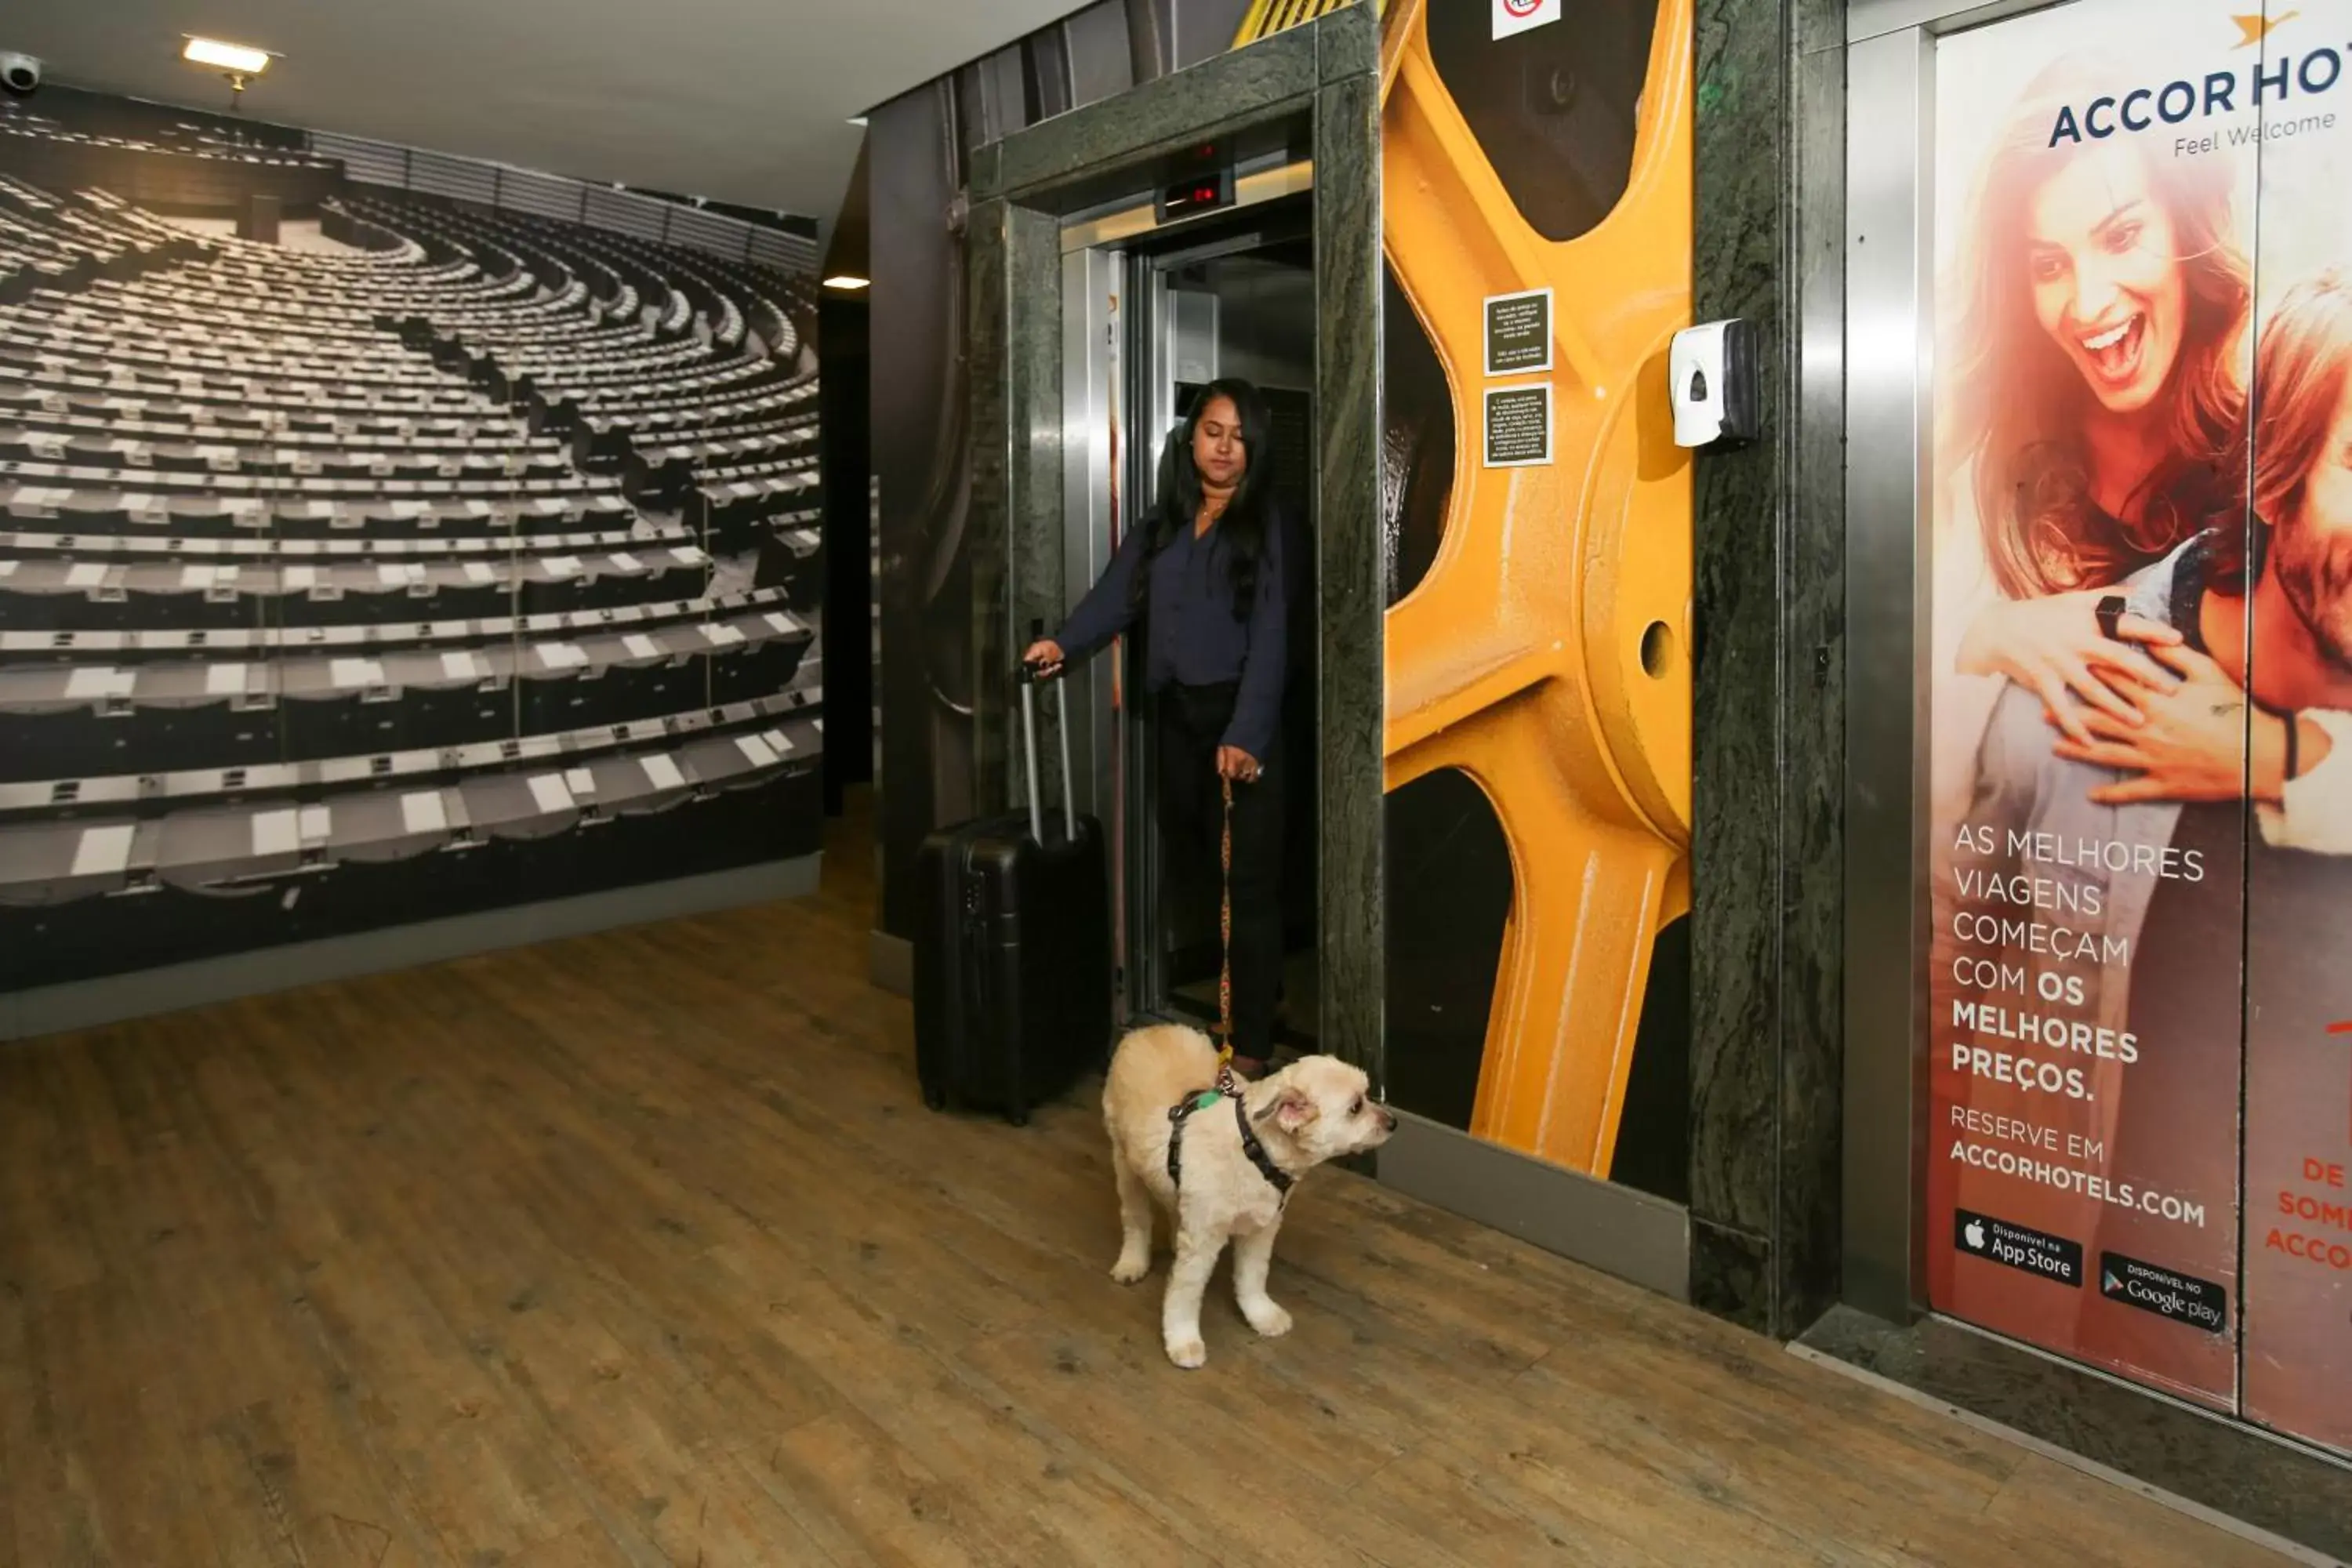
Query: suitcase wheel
923 1084 948 1112
1007 1106 1029 1127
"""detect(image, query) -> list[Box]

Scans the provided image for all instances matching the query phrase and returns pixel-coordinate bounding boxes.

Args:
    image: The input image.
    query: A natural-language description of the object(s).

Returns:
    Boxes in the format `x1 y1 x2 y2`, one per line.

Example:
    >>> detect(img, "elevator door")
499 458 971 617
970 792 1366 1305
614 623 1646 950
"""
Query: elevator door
1123 220 1321 1050
1108 204 1322 1047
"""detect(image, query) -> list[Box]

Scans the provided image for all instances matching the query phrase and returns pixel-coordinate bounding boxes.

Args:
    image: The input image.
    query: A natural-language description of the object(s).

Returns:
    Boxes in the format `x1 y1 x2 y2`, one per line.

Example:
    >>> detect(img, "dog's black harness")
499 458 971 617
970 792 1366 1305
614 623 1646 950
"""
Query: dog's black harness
1166 1088 1294 1203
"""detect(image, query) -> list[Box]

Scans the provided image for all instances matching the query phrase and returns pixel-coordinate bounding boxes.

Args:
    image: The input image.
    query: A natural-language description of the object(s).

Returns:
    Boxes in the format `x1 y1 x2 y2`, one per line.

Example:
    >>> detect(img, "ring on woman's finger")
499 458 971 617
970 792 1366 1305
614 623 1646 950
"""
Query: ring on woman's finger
2095 593 2126 642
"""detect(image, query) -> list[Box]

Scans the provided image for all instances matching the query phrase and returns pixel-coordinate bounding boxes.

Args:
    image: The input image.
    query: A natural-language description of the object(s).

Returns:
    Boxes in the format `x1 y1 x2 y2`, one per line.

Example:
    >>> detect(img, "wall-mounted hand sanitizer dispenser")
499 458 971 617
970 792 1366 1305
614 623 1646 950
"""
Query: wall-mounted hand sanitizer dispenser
1668 319 1758 448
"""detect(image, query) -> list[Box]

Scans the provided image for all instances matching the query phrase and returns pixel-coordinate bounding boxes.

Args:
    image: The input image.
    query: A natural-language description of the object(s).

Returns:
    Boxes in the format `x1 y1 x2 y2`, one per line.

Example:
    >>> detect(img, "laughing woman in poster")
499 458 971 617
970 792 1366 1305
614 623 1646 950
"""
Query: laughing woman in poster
1022 379 1290 1079
1933 54 2352 848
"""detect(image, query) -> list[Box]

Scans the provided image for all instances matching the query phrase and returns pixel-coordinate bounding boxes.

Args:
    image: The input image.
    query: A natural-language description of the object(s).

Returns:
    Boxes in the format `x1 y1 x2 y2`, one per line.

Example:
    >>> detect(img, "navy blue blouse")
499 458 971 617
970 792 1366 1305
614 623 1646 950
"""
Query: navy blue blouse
1053 510 1288 761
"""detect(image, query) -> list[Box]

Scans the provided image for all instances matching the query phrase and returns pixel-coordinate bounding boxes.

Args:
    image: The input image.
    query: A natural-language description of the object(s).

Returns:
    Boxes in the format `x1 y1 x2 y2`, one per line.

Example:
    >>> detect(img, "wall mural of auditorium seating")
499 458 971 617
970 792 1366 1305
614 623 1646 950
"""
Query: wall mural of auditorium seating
0 96 826 996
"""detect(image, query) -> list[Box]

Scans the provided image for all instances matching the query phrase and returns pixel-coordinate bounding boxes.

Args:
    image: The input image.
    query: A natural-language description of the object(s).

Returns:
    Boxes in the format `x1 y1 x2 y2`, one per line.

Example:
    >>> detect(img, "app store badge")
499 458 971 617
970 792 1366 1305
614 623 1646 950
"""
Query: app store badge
1955 1208 2085 1289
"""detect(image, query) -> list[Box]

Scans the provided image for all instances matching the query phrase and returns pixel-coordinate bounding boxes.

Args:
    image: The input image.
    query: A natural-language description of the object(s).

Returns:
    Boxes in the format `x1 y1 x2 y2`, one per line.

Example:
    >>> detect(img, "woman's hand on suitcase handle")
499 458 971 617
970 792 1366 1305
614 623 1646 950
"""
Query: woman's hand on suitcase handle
1217 745 1261 784
1022 639 1065 681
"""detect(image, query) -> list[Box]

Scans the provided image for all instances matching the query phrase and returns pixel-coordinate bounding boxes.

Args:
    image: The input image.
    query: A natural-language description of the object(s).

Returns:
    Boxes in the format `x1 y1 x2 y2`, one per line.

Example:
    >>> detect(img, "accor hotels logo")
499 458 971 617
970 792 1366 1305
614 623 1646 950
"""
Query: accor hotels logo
2046 12 2347 147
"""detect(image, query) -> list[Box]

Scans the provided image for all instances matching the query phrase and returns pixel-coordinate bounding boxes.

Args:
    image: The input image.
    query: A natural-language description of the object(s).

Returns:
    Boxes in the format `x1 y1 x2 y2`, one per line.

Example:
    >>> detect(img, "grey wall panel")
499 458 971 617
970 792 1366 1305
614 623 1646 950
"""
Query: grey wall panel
1125 0 1173 84
1378 1112 1692 1302
1174 0 1257 69
1841 24 1933 1328
1065 2 1139 109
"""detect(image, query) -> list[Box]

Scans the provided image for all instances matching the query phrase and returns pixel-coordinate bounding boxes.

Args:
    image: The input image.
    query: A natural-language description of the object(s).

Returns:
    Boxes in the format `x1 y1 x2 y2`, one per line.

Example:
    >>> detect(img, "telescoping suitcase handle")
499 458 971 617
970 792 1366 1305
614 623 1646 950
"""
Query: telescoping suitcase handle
1016 618 1076 846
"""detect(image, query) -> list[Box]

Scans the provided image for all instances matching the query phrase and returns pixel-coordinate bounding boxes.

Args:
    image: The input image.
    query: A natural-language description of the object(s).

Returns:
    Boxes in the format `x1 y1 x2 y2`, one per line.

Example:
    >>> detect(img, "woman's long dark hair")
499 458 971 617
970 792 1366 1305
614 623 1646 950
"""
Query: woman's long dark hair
1129 378 1277 622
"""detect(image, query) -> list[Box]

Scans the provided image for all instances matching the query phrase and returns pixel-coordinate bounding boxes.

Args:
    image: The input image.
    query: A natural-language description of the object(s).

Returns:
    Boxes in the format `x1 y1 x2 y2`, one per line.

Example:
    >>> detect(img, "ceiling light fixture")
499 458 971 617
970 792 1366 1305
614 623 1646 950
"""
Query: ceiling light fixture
182 35 274 113
823 275 871 291
182 36 270 74
847 114 868 127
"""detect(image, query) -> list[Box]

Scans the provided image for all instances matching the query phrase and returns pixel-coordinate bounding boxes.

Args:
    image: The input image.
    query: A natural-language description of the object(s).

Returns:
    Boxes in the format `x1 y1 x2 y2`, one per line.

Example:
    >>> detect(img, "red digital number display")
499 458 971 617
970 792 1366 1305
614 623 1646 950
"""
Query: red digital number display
1157 171 1230 222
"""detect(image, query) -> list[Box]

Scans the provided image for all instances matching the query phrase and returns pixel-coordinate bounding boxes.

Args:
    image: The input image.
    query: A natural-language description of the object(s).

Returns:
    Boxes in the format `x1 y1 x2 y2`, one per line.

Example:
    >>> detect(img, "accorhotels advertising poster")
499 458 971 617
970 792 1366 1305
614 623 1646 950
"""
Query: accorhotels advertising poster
1926 0 2352 1450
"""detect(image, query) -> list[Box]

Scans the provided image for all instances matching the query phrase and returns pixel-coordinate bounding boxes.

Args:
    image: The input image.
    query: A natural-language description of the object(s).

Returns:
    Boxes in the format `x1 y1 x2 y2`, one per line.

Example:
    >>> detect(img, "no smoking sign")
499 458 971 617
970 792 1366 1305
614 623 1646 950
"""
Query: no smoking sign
1494 0 1563 39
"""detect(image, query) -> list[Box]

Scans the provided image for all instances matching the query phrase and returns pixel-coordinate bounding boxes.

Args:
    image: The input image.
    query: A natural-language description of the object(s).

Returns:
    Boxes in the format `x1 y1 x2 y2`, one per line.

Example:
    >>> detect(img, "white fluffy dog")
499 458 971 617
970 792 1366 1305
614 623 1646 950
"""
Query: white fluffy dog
1101 1022 1397 1368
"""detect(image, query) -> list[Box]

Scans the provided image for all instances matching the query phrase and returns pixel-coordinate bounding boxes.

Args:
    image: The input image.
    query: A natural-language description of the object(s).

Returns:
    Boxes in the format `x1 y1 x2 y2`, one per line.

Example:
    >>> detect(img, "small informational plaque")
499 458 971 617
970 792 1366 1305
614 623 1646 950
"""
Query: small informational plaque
1483 383 1552 468
1483 287 1552 376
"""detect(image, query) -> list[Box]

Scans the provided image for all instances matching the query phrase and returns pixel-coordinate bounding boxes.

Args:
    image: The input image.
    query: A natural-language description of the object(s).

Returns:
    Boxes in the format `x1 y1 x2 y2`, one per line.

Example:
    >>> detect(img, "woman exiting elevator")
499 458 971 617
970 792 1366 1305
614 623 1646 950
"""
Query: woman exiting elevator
1022 379 1293 1078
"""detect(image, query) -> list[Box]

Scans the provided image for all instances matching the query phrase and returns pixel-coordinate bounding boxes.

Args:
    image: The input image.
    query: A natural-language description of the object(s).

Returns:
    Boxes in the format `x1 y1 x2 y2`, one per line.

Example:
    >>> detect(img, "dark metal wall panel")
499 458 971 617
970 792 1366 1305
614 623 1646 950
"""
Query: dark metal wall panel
1686 0 1849 1338
1309 51 1386 1081
1025 24 1075 122
869 81 978 938
963 196 1014 815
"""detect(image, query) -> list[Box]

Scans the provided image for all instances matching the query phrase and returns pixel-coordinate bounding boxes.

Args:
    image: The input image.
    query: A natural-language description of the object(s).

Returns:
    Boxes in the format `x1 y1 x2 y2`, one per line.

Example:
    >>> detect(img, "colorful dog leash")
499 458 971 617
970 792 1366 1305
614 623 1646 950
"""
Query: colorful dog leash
1214 774 1237 1094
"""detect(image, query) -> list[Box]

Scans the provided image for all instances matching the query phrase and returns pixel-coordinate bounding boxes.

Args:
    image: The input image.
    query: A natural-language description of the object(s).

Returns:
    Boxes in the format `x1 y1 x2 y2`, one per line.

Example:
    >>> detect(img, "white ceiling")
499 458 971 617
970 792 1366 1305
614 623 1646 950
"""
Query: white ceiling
4 0 1077 228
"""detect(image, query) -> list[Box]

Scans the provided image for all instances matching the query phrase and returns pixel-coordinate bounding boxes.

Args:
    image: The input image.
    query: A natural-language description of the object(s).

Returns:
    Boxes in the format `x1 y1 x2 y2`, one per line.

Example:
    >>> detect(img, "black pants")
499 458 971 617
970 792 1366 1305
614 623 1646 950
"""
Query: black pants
1156 682 1284 1058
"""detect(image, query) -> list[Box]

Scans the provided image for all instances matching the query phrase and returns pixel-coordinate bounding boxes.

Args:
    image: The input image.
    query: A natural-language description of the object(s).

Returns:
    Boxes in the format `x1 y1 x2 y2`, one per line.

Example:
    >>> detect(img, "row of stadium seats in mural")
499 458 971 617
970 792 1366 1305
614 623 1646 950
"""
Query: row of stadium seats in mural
0 107 829 989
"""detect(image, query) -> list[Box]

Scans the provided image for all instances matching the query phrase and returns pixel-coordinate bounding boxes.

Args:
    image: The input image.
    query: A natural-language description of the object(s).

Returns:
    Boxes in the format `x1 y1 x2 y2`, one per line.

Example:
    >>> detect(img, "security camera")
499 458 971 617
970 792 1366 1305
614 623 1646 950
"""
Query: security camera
0 53 41 98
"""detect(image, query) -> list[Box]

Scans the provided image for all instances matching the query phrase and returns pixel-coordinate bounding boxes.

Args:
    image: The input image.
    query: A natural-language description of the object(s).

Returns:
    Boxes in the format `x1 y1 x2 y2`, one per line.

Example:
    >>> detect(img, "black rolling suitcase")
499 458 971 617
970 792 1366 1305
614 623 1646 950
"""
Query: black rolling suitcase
913 662 1112 1124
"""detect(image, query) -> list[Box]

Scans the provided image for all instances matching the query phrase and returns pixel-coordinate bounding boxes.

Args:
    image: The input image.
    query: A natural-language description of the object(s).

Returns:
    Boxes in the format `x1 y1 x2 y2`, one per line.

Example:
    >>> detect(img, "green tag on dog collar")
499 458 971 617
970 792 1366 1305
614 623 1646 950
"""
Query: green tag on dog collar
1190 1091 1223 1112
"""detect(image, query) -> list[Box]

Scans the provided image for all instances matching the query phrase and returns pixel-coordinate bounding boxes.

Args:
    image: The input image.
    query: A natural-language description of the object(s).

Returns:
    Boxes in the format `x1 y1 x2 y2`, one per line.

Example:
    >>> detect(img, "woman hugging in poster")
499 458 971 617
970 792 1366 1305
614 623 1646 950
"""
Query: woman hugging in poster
1935 56 2350 844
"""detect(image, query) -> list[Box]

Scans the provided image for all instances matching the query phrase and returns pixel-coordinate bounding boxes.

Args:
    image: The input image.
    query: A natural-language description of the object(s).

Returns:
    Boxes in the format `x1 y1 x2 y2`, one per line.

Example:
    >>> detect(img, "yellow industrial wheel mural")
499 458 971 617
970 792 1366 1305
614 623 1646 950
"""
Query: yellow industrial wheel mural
1377 0 1693 1178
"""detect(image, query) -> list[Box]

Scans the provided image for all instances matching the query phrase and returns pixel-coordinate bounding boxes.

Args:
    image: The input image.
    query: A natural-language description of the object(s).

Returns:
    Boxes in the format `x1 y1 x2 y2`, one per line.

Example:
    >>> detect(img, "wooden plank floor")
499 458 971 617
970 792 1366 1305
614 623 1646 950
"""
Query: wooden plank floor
0 802 2294 1567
